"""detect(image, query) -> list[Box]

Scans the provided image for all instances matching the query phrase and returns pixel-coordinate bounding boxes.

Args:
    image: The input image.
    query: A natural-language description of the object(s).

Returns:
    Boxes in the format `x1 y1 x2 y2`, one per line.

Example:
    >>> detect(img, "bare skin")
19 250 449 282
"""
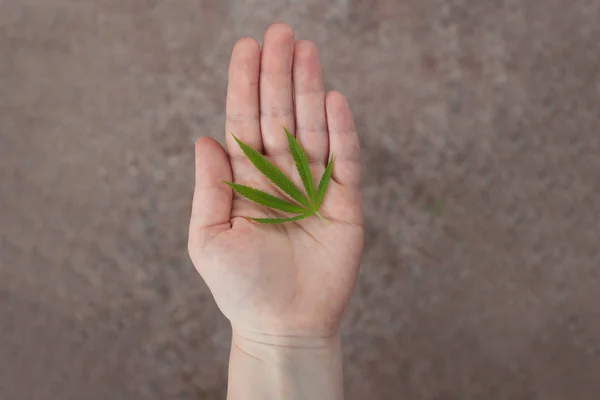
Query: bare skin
188 23 363 400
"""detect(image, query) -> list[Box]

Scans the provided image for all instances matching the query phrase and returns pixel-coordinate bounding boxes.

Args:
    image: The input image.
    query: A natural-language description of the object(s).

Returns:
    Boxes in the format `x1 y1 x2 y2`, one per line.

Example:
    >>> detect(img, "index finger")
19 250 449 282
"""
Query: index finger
225 38 263 168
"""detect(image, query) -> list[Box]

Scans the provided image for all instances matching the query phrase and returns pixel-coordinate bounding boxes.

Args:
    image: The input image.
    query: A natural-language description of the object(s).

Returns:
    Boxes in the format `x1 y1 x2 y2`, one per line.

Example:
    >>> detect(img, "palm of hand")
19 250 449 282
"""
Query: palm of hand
188 24 363 339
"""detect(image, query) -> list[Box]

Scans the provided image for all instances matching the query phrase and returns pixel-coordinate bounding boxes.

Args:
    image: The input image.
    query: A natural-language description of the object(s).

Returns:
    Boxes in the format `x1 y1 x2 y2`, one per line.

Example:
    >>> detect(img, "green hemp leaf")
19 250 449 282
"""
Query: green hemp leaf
223 126 334 224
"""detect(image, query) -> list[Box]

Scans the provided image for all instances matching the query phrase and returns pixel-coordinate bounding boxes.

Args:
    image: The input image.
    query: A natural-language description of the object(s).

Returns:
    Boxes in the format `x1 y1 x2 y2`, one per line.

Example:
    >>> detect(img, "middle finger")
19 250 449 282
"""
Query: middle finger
259 23 296 156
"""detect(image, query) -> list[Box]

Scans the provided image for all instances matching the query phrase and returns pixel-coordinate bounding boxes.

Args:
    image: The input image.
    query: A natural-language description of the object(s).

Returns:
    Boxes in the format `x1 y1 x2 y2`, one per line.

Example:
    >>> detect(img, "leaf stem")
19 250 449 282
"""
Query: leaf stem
315 211 330 225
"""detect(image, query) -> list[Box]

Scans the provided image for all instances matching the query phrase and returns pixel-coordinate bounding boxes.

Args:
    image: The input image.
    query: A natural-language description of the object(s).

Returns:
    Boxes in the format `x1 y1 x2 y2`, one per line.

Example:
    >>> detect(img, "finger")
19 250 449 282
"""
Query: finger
189 137 233 243
326 91 361 187
225 37 262 162
293 40 328 165
259 23 296 155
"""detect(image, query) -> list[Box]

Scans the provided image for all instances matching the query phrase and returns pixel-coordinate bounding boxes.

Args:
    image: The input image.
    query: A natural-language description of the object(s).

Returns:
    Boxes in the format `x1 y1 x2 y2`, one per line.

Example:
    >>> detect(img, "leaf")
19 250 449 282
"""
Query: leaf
232 134 310 208
248 213 313 224
225 127 336 224
316 154 334 208
284 127 315 205
223 181 309 214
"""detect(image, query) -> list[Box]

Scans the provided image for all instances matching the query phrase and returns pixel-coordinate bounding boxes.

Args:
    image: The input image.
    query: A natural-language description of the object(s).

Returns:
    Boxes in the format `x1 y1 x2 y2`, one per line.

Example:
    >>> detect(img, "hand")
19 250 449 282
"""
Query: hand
188 23 363 341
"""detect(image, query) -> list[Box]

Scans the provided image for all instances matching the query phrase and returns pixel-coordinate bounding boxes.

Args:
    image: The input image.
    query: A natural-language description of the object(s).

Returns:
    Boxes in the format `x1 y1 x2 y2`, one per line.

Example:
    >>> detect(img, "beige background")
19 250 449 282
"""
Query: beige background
1 0 599 399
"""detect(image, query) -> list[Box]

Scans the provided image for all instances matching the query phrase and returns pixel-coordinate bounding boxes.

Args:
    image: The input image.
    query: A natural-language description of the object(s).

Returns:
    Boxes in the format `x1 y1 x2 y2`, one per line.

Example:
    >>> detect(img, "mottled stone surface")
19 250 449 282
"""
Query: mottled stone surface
1 0 599 399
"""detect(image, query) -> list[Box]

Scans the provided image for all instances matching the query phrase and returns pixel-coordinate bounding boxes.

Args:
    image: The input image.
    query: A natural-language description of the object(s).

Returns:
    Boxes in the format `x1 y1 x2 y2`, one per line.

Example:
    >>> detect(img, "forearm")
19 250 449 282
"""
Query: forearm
227 328 344 400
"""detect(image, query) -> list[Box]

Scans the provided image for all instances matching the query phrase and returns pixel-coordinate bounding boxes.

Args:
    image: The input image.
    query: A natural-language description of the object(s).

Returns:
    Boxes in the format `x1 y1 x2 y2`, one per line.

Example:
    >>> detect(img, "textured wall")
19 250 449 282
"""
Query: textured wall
1 0 599 399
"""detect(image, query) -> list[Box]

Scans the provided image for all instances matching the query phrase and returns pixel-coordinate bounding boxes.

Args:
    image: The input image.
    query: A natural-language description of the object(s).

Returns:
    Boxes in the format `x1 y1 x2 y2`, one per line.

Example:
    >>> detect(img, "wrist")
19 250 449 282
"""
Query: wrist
231 327 342 370
232 327 341 351
228 327 344 400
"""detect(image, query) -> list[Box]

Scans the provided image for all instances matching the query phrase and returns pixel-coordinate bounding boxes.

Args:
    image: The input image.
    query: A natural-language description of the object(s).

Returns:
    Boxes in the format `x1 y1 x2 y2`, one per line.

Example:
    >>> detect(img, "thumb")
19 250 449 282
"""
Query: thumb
189 137 233 246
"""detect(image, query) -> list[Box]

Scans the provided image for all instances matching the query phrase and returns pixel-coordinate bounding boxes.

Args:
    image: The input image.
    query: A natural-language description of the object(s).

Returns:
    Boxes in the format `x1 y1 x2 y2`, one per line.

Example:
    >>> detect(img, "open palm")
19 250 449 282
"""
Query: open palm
188 24 363 339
